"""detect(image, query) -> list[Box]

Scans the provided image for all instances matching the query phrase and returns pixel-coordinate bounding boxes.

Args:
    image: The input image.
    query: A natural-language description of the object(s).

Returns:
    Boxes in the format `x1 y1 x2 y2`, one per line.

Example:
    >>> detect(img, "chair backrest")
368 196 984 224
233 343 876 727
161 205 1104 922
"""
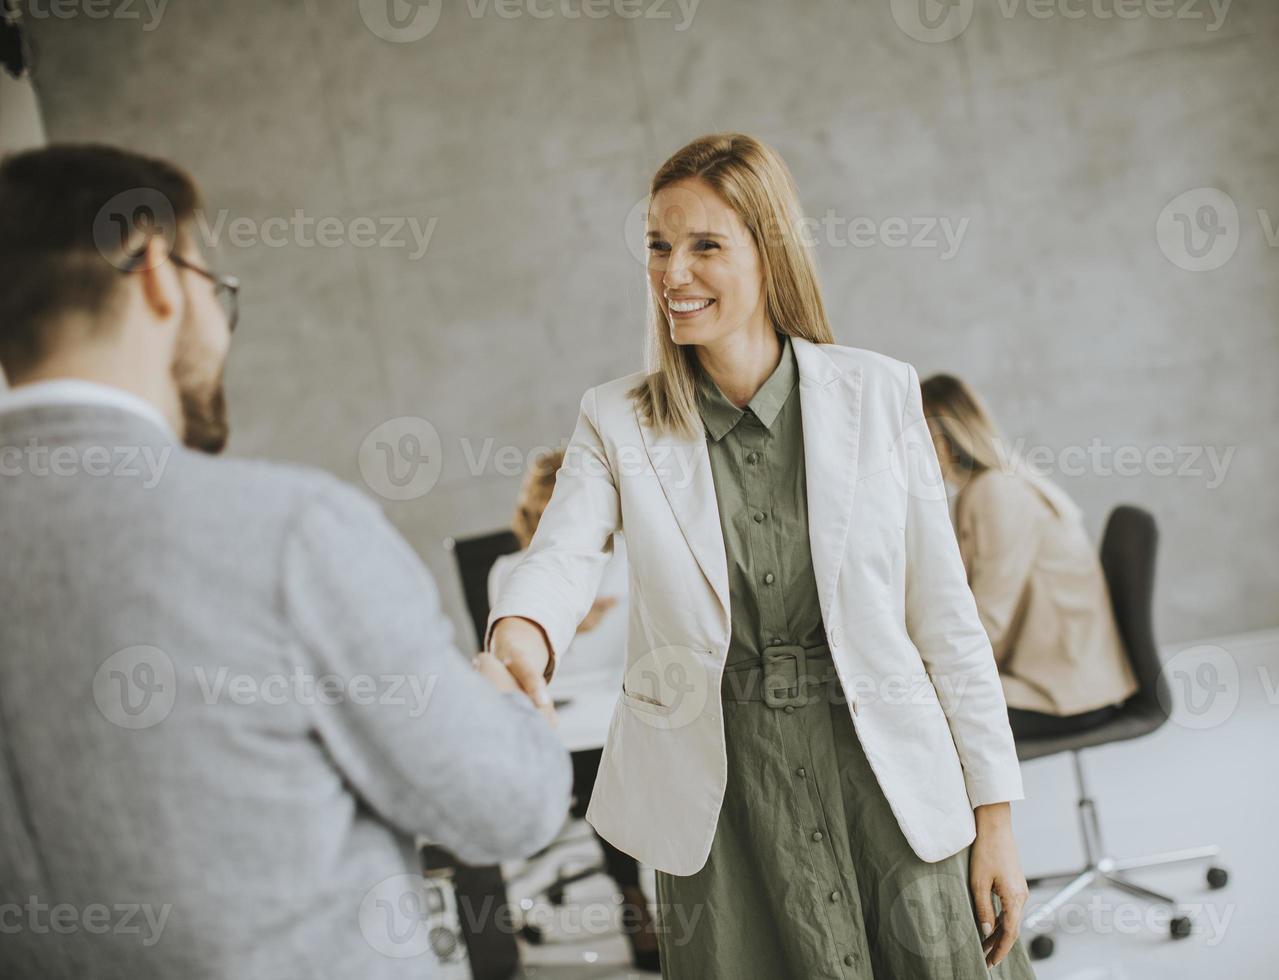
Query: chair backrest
1099 505 1170 721
449 529 521 649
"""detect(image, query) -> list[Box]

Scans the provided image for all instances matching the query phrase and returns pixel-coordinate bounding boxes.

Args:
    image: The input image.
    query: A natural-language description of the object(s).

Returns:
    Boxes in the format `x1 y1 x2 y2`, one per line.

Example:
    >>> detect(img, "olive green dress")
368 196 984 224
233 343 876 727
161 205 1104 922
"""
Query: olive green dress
652 334 1037 979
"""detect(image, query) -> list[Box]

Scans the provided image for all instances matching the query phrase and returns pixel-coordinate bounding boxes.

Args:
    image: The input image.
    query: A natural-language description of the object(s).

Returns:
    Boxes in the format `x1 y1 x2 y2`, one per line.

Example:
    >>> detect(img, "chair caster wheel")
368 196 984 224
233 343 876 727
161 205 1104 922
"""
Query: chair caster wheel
1171 915 1192 939
1206 866 1228 889
520 924 545 945
1028 933 1054 960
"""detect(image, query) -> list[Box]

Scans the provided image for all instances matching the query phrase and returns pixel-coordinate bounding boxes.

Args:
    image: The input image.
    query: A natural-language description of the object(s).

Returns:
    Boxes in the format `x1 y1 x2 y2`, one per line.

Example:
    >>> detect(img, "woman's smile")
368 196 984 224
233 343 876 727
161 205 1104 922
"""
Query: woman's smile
667 296 716 318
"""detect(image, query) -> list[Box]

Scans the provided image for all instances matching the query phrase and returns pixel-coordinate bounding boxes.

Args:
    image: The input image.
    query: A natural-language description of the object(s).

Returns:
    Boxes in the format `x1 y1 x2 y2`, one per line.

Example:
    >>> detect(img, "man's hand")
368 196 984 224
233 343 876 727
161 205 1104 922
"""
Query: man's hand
470 651 519 693
472 650 556 728
970 802 1030 968
489 616 555 710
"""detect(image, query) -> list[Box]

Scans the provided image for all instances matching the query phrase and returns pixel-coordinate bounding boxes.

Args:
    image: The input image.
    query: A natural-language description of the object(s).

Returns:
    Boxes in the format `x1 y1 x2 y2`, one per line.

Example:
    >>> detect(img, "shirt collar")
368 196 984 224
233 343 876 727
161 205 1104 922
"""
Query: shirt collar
696 333 797 442
0 379 177 439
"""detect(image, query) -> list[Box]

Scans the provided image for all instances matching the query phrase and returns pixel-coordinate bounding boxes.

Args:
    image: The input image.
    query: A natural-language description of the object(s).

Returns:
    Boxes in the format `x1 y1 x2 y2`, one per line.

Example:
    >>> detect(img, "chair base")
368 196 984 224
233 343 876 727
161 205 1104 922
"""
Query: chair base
1021 751 1229 960
504 819 609 945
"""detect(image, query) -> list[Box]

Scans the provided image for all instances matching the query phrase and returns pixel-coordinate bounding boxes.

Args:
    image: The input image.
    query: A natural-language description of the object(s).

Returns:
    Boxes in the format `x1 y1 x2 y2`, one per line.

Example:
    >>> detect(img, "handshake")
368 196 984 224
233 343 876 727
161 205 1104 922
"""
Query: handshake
472 616 558 728
475 596 619 726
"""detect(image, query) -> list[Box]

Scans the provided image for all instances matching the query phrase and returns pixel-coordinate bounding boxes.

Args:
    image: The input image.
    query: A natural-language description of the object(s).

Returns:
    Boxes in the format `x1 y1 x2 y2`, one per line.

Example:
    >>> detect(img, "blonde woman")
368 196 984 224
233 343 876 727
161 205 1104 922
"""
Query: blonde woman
485 134 1036 978
921 374 1139 739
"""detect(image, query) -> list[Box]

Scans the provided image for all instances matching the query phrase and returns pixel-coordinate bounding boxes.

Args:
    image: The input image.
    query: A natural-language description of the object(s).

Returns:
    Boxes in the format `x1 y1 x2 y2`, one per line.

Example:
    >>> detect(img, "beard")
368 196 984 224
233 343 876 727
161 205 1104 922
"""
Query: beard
171 313 230 455
179 379 228 454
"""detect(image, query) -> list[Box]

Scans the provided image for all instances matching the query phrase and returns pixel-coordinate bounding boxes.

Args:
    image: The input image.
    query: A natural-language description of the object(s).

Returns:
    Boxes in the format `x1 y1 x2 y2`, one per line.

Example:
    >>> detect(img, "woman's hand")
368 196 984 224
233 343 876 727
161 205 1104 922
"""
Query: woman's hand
969 802 1030 968
489 616 555 711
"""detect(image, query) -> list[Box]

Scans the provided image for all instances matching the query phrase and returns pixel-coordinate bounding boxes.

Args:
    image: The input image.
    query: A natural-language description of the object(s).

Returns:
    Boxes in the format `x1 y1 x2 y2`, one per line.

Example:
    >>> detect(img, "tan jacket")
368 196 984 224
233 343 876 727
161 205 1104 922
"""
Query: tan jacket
954 469 1139 716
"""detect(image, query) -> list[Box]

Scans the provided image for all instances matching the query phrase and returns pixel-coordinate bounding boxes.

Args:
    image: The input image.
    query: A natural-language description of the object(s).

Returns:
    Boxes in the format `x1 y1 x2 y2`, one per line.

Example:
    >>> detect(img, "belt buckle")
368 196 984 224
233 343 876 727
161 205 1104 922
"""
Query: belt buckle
762 645 808 708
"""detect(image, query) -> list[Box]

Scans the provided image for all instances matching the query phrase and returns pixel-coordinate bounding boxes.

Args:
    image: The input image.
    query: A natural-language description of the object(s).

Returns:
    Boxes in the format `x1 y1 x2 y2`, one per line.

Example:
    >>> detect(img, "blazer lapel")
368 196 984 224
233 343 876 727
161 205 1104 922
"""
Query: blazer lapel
634 336 863 635
793 337 863 630
636 396 732 619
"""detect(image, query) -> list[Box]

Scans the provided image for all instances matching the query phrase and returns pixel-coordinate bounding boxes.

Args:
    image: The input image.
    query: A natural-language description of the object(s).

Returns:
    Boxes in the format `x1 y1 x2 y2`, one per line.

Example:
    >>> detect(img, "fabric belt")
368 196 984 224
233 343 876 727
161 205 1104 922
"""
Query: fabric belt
721 643 841 707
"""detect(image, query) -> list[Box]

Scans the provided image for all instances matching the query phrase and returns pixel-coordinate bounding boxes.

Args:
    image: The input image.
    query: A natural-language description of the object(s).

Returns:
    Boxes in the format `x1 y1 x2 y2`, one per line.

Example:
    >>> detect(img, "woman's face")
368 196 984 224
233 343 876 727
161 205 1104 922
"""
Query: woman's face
646 177 768 348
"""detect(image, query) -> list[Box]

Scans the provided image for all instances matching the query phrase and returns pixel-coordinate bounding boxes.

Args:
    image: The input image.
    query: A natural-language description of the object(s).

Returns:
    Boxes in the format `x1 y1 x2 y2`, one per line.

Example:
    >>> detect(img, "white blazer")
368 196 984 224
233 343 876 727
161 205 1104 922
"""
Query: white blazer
486 337 1024 875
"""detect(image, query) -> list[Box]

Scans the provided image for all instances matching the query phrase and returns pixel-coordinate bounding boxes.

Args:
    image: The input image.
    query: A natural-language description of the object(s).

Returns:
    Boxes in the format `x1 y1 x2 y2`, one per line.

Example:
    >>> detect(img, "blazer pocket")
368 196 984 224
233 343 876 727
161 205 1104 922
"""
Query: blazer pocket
620 684 674 716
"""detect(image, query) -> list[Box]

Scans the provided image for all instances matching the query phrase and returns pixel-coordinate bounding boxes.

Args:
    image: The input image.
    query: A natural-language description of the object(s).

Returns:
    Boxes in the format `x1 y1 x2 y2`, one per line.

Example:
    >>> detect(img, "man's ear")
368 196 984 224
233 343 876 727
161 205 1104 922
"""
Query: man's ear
135 236 182 324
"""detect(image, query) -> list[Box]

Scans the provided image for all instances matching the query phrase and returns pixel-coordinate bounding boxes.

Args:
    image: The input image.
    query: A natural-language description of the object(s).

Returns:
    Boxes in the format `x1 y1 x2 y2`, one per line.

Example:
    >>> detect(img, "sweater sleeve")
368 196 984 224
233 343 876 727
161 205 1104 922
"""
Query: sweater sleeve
281 481 572 864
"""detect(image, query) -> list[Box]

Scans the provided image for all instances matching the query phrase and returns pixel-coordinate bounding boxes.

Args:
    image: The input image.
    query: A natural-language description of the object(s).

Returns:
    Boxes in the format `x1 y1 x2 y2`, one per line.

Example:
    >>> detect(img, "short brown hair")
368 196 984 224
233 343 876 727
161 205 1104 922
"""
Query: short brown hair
0 143 201 379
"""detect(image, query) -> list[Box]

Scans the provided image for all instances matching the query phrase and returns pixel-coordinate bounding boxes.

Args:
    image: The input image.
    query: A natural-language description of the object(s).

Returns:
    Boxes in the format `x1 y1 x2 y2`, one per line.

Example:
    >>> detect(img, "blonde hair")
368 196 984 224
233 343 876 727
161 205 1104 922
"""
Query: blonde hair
921 373 1081 520
510 447 565 549
627 133 834 438
919 374 1009 476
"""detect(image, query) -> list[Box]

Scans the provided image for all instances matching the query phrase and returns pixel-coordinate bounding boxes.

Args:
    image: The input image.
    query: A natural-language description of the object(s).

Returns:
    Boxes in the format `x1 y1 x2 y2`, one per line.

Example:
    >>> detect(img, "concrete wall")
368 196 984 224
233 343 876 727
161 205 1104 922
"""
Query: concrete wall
1 46 46 392
22 0 1279 646
0 67 45 156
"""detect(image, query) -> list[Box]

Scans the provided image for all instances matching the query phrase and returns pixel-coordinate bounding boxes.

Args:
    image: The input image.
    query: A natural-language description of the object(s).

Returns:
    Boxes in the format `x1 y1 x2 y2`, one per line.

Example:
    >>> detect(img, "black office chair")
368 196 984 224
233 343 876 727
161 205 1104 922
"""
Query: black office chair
445 529 518 649
444 529 609 950
1015 505 1229 960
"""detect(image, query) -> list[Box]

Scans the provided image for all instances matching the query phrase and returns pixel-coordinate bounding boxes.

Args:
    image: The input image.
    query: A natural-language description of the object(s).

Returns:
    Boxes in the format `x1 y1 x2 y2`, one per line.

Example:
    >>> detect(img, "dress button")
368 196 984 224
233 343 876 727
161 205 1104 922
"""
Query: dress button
763 572 775 584
747 451 759 463
829 891 841 903
783 705 795 715
844 954 856 966
753 511 765 523
795 767 806 777
811 831 823 842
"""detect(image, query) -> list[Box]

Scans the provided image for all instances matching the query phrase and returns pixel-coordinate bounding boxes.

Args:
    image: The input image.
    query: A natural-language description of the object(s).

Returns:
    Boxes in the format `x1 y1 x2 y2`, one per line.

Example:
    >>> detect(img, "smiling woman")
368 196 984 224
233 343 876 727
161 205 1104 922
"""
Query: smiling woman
631 134 1035 980
487 132 1037 979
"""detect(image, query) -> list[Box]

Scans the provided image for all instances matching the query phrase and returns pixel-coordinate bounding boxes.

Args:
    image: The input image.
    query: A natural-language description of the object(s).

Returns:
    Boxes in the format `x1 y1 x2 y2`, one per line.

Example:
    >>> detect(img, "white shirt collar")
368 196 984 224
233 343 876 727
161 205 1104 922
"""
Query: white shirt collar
0 379 177 439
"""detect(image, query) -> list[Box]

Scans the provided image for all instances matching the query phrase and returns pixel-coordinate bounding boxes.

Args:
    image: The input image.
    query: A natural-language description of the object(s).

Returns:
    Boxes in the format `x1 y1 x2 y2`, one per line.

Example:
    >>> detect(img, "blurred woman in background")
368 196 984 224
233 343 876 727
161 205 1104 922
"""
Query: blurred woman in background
921 374 1139 739
488 449 659 972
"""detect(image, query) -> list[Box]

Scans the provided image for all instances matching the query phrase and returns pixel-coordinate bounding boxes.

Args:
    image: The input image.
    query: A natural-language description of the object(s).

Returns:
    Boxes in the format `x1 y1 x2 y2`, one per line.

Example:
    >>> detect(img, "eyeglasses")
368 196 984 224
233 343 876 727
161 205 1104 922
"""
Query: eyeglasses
122 247 241 333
